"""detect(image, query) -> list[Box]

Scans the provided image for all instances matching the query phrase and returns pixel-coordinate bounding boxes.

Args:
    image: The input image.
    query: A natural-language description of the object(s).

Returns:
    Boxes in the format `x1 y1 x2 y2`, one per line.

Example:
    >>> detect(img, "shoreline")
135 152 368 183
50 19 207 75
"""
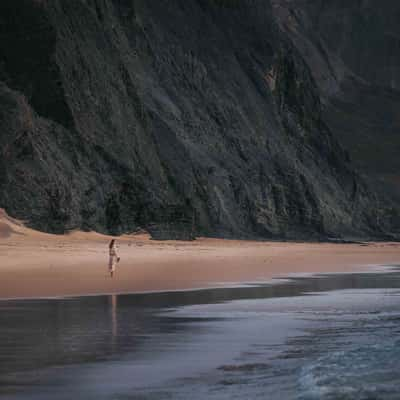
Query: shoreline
0 264 397 302
2 260 400 399
1 210 400 300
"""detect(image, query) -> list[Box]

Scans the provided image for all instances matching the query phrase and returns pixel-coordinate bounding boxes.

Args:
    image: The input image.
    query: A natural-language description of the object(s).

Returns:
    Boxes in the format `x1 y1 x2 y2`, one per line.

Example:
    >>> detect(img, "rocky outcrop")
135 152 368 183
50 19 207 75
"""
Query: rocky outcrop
272 0 400 235
0 0 395 239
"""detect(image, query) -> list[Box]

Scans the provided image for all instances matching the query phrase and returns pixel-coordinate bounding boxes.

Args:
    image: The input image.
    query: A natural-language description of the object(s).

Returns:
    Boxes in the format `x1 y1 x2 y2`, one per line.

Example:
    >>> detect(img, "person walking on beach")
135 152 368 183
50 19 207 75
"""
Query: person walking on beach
108 239 120 278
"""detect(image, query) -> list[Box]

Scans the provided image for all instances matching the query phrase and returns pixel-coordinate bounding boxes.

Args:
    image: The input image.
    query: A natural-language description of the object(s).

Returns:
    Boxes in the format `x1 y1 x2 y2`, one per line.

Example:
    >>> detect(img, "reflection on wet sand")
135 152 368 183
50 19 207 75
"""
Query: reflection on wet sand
0 267 399 399
109 294 118 343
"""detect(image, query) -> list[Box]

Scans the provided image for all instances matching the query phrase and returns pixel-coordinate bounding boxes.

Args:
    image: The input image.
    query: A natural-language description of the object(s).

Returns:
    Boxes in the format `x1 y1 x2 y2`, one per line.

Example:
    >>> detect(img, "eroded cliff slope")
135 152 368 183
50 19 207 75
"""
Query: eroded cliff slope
273 0 400 231
0 0 394 239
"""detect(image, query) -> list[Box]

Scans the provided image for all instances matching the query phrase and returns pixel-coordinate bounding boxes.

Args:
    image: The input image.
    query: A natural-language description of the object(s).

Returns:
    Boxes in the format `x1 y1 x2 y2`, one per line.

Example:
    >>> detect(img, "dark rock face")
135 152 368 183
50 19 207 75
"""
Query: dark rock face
272 0 400 234
0 0 396 239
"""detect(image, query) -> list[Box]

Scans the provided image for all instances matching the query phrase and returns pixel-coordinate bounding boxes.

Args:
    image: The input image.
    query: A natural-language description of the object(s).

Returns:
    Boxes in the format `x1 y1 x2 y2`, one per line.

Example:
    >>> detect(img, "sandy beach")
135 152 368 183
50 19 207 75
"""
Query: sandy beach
1 209 400 300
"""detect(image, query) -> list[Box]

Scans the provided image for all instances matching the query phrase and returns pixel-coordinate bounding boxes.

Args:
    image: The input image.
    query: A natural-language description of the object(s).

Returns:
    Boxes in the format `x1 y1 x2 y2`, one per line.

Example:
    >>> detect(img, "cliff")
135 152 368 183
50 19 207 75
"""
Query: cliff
273 0 400 235
0 0 396 239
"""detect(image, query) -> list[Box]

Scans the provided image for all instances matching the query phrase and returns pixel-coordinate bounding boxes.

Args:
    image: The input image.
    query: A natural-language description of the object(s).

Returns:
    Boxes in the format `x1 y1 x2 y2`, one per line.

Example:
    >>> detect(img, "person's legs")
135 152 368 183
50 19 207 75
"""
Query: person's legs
110 259 116 278
109 255 116 278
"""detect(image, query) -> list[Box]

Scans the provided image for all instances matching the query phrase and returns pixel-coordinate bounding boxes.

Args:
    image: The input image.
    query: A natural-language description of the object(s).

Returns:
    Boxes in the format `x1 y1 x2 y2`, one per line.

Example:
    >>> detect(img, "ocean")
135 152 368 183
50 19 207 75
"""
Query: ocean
0 266 399 399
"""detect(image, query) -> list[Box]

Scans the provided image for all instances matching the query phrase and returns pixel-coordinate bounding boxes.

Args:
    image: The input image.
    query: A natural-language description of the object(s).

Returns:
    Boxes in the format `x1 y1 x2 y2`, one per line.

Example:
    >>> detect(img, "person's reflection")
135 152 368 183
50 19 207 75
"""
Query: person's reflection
109 294 118 347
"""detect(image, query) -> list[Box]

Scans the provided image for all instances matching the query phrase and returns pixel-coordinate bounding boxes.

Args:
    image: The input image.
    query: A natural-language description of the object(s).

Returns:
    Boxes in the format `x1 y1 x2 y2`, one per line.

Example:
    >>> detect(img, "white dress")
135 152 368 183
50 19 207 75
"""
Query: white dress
109 244 118 272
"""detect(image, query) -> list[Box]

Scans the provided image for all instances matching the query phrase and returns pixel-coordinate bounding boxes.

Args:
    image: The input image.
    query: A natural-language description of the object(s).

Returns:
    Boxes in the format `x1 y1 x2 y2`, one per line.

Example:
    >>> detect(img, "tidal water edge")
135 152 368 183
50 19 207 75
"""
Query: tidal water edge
0 267 399 400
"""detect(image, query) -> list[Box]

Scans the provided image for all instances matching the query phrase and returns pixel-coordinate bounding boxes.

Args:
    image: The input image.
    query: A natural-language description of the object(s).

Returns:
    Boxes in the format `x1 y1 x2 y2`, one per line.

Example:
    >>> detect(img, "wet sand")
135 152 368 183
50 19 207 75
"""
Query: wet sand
1 270 400 399
1 209 400 299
